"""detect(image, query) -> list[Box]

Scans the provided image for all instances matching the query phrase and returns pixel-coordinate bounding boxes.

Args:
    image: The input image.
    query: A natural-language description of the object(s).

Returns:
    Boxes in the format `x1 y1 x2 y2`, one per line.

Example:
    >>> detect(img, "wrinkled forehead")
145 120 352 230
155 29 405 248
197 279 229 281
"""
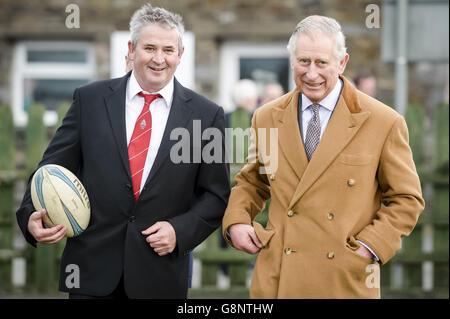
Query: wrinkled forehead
294 32 336 56
138 23 180 44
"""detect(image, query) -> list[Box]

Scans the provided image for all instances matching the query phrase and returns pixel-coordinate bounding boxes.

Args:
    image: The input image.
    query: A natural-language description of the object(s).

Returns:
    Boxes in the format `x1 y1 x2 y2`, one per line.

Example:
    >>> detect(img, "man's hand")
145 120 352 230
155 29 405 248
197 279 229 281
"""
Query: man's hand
228 223 262 254
141 221 177 256
27 209 67 244
355 245 374 260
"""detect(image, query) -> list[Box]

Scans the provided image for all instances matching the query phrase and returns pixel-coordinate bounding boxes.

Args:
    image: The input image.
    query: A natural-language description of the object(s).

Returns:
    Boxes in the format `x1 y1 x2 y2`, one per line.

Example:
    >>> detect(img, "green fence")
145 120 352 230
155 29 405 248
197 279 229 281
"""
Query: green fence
0 102 69 295
381 103 449 298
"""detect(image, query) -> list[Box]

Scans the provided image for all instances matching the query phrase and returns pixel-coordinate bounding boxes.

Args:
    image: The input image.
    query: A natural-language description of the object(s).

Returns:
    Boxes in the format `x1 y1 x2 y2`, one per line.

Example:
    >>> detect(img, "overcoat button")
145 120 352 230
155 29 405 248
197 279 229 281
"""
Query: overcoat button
327 252 335 259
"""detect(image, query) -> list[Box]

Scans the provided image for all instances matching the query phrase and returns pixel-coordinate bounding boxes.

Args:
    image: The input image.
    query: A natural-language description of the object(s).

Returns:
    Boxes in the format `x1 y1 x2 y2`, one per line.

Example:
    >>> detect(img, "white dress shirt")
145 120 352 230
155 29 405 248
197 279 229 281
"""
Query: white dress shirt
125 71 173 193
300 79 342 141
300 78 379 262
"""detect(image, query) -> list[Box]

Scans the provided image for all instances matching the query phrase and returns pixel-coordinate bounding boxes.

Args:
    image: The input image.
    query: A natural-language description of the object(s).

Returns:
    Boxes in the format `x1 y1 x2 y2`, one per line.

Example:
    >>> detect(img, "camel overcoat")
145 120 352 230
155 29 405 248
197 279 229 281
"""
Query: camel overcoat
222 76 424 298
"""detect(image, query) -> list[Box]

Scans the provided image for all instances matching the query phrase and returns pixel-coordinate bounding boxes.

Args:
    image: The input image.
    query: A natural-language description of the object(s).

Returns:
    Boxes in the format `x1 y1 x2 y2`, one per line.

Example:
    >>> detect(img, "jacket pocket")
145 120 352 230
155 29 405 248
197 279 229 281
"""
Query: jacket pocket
345 236 374 264
253 221 275 248
339 153 373 166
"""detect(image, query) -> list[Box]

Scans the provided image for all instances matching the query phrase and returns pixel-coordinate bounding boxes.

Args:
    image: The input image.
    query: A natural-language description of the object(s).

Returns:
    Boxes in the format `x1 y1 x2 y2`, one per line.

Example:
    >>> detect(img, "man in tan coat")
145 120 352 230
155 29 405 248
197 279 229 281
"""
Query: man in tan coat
222 15 424 298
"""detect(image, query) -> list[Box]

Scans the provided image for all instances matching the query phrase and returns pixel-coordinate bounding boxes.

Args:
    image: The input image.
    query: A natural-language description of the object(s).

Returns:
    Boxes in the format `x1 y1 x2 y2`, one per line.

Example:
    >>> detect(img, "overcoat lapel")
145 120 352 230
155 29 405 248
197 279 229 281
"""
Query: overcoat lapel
104 72 132 181
272 89 308 181
288 77 371 208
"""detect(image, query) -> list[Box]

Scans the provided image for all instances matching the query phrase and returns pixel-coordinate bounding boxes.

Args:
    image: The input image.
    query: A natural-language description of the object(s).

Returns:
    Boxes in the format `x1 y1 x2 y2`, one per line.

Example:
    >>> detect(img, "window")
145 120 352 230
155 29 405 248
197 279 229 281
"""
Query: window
219 42 294 112
12 41 96 126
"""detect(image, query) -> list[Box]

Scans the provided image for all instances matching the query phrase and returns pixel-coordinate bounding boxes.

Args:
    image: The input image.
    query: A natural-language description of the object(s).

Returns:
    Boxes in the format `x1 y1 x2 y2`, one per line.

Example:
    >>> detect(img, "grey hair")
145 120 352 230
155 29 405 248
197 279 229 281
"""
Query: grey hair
233 79 258 106
129 4 185 54
286 15 347 62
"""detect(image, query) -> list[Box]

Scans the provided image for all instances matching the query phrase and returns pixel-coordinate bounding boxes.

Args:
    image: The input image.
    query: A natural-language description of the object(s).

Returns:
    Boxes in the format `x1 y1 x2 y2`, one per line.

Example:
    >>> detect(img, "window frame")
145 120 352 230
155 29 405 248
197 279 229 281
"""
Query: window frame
11 41 96 127
219 41 294 112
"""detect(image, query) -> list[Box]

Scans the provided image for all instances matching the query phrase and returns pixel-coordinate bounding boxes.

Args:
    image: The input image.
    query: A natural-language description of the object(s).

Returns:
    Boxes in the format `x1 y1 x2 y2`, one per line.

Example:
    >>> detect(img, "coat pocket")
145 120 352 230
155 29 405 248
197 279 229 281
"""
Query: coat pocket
345 236 375 264
339 153 373 166
253 221 275 248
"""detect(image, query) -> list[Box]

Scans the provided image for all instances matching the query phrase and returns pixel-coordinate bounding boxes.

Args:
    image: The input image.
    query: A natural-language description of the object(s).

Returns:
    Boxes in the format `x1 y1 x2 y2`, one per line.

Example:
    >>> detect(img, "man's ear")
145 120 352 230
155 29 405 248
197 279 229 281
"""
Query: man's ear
128 41 135 60
338 54 349 74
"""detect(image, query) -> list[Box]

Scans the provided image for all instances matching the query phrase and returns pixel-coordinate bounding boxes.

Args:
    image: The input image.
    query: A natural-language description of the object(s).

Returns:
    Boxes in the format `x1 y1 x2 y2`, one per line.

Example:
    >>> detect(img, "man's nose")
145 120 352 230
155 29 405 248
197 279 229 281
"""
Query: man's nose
305 65 319 80
152 50 164 64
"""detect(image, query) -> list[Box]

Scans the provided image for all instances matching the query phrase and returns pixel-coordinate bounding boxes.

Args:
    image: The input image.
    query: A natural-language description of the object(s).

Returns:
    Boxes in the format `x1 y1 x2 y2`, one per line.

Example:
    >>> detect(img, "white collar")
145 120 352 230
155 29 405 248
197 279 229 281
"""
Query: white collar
128 70 174 108
301 78 343 111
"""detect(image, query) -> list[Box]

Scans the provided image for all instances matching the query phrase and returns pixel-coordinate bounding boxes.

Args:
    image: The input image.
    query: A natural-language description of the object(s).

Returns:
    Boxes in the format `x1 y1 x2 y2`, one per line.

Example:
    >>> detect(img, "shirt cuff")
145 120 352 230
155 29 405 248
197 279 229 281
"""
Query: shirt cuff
357 240 380 261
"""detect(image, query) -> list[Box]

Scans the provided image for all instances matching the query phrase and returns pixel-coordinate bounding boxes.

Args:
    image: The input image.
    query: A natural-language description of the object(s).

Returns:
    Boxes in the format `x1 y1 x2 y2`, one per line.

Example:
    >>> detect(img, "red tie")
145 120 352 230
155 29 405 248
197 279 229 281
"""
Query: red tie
128 92 161 202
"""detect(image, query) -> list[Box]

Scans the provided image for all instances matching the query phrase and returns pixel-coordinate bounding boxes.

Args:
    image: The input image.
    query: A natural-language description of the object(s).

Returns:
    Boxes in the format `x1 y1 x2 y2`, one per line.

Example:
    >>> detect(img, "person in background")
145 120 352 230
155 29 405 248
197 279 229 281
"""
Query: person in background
222 15 424 298
259 82 285 106
225 79 259 186
353 72 377 97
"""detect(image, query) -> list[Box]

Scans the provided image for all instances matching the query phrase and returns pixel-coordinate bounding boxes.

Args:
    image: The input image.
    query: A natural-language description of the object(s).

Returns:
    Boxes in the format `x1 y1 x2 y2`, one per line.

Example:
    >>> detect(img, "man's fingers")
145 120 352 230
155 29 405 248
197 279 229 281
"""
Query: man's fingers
142 222 176 256
35 224 63 241
35 225 66 243
229 224 262 254
249 229 263 249
141 222 161 236
30 209 46 222
41 226 67 244
148 236 163 246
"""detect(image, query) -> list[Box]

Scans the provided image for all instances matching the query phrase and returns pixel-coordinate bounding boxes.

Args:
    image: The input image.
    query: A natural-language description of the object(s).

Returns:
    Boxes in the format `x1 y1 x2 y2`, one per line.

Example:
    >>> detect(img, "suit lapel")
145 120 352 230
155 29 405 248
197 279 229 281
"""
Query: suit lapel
288 77 371 208
104 72 132 180
142 78 193 188
273 89 309 181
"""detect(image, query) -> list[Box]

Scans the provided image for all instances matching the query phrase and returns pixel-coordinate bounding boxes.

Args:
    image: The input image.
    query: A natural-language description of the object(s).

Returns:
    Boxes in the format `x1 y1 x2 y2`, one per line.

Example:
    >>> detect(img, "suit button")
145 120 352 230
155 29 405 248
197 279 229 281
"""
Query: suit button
129 216 136 223
125 183 132 191
285 248 296 254
347 179 355 186
327 213 334 220
270 174 275 181
327 252 335 259
287 210 294 217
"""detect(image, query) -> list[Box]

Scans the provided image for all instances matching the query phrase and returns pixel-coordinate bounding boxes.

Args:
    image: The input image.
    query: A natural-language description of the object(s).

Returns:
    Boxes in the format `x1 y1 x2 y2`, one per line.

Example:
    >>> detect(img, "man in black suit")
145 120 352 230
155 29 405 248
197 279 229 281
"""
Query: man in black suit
16 4 230 299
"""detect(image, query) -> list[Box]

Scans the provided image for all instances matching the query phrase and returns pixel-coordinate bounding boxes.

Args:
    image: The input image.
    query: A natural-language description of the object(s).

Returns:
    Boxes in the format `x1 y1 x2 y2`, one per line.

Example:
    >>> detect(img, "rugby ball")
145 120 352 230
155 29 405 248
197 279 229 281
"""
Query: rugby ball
30 164 90 238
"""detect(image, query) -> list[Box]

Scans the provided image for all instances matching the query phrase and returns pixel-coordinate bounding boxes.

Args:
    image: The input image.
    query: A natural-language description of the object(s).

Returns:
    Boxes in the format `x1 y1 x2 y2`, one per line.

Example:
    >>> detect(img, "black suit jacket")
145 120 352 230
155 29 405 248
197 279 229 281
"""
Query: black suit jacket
16 72 230 298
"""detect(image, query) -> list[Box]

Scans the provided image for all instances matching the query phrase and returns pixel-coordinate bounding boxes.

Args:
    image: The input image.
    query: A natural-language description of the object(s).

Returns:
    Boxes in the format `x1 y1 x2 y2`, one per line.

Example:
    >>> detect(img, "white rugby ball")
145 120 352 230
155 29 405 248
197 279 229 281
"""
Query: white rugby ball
30 164 90 238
